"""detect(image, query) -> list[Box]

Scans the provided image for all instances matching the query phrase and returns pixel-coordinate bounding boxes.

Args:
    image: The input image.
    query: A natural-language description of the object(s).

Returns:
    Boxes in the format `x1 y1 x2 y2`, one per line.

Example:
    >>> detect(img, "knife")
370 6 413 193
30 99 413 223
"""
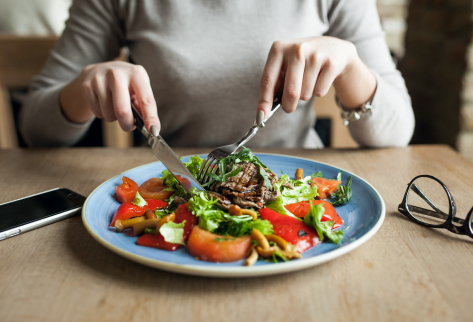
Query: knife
130 104 204 193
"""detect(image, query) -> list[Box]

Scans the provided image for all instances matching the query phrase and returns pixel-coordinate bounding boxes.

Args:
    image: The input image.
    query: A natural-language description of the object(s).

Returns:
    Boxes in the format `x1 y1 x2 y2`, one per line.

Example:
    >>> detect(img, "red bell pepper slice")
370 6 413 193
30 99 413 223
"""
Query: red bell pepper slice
116 176 139 203
259 207 321 253
137 203 197 251
109 199 167 226
311 177 341 199
284 200 344 229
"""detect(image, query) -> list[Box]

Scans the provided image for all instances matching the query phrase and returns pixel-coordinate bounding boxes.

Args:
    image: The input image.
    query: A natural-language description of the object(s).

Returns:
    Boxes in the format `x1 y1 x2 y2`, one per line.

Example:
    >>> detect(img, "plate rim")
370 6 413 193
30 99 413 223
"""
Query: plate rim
82 152 386 278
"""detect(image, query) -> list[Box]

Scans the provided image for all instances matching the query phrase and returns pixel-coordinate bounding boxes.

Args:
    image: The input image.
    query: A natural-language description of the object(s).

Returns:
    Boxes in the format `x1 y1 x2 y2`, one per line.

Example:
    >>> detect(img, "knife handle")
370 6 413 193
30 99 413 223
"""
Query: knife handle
131 103 149 138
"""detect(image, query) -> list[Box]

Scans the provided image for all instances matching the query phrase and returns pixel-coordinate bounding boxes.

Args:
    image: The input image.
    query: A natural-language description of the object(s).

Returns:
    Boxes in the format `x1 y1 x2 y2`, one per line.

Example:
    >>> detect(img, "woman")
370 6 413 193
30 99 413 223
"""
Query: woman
20 0 414 148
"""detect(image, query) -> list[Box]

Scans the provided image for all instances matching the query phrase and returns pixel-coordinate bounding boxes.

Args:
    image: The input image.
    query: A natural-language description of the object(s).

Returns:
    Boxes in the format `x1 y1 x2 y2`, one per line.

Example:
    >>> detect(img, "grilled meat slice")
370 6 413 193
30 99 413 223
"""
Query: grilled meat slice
208 161 280 209
207 191 232 210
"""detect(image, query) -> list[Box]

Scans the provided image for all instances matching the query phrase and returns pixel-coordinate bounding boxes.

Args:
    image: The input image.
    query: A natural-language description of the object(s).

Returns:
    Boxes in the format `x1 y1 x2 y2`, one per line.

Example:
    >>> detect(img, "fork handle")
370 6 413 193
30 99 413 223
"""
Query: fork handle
258 88 284 127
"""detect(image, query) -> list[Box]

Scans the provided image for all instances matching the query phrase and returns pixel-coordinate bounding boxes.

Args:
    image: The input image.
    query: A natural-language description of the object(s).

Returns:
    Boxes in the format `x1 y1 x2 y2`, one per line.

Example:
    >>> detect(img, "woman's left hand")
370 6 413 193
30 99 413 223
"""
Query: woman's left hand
257 36 376 117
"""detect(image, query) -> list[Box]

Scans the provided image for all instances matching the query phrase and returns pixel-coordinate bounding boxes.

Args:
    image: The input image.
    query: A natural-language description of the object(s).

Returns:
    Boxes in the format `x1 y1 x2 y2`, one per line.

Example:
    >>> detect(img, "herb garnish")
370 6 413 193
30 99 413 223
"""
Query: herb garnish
330 171 352 206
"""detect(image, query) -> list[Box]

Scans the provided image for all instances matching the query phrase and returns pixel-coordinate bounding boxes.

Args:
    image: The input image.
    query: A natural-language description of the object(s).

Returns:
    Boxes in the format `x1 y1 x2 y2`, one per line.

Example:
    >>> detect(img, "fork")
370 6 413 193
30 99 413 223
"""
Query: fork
197 89 284 186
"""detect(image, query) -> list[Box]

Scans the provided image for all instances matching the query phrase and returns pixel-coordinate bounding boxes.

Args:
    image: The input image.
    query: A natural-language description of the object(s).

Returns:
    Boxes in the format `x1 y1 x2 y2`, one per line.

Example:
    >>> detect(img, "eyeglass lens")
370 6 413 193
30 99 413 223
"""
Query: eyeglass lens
407 177 450 225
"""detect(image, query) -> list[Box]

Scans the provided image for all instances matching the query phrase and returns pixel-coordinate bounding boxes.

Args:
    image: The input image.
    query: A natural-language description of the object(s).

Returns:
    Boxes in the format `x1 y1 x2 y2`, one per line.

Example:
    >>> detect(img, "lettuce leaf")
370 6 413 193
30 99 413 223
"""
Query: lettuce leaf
159 221 186 245
303 202 344 244
132 191 148 207
161 155 204 203
187 191 273 236
273 174 319 205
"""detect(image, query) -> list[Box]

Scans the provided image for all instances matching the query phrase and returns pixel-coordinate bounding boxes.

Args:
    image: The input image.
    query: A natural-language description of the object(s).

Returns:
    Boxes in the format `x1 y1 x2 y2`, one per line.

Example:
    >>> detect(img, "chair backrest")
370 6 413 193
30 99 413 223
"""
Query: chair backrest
0 35 57 148
0 35 57 88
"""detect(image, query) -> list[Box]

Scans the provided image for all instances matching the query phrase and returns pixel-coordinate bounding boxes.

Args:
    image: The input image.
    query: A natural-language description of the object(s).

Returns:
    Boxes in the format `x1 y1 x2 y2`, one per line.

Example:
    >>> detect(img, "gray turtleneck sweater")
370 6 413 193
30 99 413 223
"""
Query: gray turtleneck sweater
19 0 414 148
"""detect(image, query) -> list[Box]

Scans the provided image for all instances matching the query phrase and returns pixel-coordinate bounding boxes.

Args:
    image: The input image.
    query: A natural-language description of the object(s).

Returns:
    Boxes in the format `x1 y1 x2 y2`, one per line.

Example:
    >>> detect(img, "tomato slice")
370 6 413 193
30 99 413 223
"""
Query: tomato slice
137 233 181 251
136 203 197 251
139 178 173 200
187 226 251 262
109 199 167 226
175 175 191 191
116 176 139 203
284 200 344 229
311 177 341 199
259 207 321 253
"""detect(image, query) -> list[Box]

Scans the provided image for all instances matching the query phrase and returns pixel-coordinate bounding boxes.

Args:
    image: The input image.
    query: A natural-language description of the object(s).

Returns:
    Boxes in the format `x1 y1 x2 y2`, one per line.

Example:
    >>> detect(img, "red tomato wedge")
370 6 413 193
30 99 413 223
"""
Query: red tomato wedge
116 176 139 203
175 175 191 191
137 234 181 251
259 207 321 253
139 178 173 200
187 226 251 262
311 177 341 199
109 199 167 226
284 200 344 229
137 203 197 251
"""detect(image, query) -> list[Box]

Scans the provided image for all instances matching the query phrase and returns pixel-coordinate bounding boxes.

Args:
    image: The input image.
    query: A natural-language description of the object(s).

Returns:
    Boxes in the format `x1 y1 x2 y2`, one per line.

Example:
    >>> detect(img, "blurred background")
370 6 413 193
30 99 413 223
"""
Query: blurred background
1 0 472 161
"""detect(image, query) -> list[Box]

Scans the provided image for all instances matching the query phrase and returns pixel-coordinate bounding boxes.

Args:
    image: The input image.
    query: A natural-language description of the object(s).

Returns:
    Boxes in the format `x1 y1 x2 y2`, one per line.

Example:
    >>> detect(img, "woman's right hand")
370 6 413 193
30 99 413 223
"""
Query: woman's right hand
60 61 160 133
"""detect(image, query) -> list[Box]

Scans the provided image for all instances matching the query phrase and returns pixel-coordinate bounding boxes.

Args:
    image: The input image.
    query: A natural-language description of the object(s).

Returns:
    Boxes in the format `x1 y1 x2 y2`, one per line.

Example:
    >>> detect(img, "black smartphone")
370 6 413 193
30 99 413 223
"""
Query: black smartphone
0 188 86 241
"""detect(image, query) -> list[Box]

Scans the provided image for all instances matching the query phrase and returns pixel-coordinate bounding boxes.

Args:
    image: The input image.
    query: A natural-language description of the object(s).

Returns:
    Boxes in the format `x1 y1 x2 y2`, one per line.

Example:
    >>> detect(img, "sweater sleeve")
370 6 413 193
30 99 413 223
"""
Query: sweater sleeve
325 0 415 147
19 0 125 147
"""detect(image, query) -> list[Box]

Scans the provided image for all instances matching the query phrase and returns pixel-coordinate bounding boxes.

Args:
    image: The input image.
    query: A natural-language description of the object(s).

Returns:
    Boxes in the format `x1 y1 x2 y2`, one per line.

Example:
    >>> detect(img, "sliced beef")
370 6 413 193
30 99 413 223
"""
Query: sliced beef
206 191 232 210
208 161 279 209
263 189 281 202
173 196 188 207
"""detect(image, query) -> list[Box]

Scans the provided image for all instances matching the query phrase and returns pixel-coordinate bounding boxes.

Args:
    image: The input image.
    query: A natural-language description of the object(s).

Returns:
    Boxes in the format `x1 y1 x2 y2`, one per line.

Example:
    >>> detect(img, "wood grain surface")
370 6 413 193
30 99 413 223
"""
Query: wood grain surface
0 146 472 322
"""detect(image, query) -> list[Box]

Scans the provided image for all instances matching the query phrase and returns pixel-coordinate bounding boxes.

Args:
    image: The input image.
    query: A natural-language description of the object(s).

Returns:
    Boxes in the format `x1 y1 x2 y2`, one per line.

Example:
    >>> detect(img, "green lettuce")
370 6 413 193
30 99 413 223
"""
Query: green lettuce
131 191 148 207
159 221 186 245
303 202 344 244
187 191 273 236
161 155 204 203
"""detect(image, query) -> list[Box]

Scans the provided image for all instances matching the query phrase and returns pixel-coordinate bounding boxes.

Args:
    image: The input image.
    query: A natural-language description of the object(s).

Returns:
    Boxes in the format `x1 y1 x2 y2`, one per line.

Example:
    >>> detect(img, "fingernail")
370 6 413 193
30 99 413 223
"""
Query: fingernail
256 110 265 126
150 124 160 137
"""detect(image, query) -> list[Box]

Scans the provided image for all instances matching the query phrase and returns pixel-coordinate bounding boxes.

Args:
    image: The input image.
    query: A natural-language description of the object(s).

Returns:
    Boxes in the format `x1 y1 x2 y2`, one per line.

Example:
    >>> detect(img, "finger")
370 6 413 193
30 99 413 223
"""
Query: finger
81 81 103 118
129 65 160 132
92 76 116 122
282 46 305 113
257 41 285 118
313 60 339 98
300 53 323 101
107 69 134 132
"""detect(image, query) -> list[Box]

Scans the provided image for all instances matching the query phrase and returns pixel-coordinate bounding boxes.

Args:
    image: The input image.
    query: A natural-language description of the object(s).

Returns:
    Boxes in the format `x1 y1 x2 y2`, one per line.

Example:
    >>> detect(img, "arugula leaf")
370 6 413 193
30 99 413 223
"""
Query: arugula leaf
202 147 270 188
132 191 148 207
259 165 272 190
159 221 186 245
303 202 344 243
330 174 352 206
311 171 323 179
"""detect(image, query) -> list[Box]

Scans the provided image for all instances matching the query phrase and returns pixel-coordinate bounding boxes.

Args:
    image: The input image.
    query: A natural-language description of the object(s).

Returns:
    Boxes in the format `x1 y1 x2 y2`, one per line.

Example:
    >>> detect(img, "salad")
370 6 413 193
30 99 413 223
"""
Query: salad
109 148 352 266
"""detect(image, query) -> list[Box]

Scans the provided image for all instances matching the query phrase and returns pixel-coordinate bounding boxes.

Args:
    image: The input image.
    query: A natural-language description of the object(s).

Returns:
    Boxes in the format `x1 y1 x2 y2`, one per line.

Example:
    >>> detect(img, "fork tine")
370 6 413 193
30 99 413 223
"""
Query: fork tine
197 155 213 182
204 159 220 185
199 156 216 184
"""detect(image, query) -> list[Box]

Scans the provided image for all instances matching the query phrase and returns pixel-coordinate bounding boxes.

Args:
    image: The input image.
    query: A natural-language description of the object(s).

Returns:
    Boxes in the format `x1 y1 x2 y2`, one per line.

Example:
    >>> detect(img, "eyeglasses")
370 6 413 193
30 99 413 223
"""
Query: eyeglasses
398 175 473 239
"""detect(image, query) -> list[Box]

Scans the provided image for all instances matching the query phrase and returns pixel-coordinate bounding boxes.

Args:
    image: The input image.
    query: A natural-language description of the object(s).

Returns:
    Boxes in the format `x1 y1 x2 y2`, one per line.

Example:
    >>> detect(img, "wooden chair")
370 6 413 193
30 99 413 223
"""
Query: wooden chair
313 87 357 148
0 35 132 149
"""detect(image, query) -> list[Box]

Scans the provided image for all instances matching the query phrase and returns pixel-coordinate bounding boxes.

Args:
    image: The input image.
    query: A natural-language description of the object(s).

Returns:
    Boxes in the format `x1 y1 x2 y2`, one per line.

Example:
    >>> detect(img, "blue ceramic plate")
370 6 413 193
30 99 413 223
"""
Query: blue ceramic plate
82 153 385 277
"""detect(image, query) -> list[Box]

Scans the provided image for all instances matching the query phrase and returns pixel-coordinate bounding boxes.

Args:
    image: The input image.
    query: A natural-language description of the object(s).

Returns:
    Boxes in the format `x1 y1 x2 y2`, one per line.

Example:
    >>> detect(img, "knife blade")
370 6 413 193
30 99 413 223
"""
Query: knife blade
130 104 204 193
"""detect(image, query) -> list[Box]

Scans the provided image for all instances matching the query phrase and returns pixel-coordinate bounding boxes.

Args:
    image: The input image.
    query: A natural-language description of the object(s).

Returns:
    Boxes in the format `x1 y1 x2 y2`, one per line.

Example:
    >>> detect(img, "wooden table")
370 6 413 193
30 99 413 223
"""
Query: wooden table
1 146 472 322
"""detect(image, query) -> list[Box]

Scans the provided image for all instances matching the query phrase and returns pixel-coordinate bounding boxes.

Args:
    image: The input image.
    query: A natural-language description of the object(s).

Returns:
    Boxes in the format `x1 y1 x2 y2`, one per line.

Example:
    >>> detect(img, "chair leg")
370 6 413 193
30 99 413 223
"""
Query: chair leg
0 86 19 149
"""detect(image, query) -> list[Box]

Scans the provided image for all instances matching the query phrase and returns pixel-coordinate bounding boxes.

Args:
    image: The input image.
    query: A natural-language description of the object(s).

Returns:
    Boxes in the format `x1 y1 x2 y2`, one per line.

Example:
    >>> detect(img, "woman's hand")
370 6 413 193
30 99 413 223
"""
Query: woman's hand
60 61 160 133
257 36 377 117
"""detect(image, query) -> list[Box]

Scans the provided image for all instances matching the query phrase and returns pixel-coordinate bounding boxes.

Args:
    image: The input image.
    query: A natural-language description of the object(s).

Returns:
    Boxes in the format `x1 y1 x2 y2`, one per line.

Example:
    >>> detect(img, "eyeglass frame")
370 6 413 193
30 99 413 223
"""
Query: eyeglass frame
398 174 473 238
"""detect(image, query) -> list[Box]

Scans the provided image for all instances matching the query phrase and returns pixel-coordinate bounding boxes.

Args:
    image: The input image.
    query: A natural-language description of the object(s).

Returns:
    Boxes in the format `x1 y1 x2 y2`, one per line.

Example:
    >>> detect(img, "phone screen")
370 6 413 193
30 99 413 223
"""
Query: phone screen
0 188 86 233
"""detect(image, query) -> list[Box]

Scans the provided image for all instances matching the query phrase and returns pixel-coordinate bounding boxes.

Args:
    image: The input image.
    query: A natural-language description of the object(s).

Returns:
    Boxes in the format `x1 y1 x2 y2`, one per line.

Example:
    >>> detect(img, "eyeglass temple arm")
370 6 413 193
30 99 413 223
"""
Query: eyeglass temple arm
405 205 465 225
411 184 442 213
